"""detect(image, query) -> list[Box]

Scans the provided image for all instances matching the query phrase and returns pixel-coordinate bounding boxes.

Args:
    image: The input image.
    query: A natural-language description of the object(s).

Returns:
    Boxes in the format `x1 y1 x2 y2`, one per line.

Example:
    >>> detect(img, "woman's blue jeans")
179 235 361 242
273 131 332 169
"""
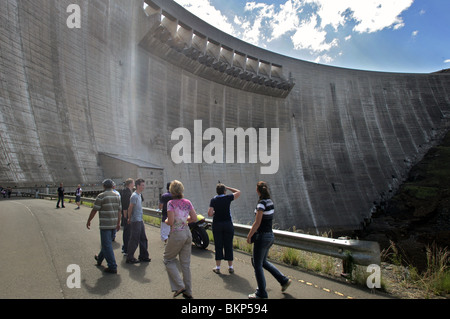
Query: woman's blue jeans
97 229 117 270
252 232 289 298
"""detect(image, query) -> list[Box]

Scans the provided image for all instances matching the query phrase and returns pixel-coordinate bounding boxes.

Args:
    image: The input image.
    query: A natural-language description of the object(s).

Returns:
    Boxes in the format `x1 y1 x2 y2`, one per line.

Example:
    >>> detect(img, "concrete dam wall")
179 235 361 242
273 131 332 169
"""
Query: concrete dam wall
1 0 449 233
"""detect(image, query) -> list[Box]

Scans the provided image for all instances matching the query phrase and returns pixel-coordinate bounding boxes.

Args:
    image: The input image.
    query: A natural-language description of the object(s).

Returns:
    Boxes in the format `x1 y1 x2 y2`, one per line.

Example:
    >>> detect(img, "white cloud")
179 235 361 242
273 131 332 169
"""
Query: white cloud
266 0 303 40
305 0 414 33
236 0 414 54
174 0 415 65
314 53 334 64
238 2 273 45
445 59 450 64
173 0 238 36
412 30 419 37
291 14 339 52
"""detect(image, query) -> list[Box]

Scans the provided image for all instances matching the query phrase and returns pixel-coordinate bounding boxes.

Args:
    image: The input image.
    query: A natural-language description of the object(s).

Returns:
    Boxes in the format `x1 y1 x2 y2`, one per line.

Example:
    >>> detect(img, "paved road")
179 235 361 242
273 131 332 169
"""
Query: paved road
0 198 390 300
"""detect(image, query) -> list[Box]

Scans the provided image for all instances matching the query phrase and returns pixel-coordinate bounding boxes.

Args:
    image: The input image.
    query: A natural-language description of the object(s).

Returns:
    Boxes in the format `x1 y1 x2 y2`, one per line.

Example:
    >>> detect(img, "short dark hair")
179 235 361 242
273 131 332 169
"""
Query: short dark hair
166 182 171 191
135 178 145 186
216 183 226 195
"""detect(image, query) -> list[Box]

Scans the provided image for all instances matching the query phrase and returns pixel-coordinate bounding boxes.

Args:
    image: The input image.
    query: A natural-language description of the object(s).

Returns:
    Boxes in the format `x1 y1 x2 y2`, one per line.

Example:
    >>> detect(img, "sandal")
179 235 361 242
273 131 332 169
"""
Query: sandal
173 288 186 298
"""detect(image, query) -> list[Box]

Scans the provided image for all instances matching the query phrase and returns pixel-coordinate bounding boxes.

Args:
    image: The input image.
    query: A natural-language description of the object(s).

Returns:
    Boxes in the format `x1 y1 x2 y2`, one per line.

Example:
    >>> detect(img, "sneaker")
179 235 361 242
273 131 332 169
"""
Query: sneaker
228 267 234 274
173 288 185 298
104 268 117 274
126 258 140 264
183 292 194 299
281 279 292 292
139 257 151 262
212 267 221 274
94 255 102 266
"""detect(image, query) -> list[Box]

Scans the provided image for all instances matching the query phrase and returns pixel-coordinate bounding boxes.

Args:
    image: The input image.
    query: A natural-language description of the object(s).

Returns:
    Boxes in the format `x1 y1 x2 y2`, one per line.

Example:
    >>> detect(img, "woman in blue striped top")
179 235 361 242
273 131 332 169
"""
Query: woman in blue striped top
247 181 291 299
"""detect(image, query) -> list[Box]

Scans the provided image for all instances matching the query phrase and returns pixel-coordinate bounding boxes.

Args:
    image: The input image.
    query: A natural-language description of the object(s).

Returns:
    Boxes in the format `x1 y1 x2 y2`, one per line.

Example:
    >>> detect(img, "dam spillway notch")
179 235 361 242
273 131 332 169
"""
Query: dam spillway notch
140 0 295 98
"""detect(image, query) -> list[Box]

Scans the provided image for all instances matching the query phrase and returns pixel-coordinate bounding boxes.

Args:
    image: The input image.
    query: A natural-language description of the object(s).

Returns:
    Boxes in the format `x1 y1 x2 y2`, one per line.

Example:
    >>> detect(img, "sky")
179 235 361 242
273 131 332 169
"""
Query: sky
169 0 450 73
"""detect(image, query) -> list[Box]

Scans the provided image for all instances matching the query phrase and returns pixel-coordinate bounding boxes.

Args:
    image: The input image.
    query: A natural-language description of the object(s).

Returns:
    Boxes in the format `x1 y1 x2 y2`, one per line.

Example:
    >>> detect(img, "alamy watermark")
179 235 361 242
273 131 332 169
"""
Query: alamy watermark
366 264 381 289
66 264 81 288
170 120 280 174
66 4 81 29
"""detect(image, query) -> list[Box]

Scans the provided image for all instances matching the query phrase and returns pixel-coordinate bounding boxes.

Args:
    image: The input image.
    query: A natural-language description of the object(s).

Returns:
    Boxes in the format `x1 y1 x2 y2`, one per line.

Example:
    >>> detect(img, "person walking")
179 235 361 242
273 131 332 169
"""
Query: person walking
163 180 197 299
126 178 151 263
246 181 291 299
56 183 65 208
159 182 172 243
86 179 122 274
208 183 240 274
75 184 82 209
121 178 134 255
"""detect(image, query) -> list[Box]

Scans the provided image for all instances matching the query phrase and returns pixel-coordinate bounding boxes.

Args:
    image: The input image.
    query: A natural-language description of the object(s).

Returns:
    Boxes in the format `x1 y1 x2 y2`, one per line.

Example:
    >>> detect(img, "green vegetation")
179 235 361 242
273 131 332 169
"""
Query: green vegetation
381 241 450 297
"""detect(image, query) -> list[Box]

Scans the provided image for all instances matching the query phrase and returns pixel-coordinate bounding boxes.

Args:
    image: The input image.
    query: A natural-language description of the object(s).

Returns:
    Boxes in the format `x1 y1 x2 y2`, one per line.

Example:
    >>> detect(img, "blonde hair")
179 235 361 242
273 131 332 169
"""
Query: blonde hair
125 178 134 187
169 180 184 199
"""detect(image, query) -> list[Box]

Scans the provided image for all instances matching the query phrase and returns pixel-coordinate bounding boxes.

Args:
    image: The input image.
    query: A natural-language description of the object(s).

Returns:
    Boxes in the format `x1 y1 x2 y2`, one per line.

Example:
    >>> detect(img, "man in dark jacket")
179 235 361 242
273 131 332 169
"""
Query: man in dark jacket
56 183 65 208
121 178 134 255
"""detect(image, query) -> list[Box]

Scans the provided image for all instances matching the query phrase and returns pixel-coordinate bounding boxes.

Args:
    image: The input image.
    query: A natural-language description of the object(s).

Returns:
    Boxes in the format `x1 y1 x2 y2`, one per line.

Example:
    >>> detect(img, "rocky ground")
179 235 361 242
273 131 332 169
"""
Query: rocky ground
358 130 450 272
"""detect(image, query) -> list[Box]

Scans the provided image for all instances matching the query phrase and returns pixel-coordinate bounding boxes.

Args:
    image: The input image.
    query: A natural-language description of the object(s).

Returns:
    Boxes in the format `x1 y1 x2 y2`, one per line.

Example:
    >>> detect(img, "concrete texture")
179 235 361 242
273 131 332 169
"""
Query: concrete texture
0 0 449 234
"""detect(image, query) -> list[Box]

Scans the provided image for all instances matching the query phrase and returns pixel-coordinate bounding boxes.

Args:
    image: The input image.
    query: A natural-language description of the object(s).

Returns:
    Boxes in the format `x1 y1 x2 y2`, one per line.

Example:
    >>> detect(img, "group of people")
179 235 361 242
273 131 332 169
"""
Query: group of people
86 178 291 299
0 186 12 198
207 181 292 299
55 183 82 209
86 178 151 274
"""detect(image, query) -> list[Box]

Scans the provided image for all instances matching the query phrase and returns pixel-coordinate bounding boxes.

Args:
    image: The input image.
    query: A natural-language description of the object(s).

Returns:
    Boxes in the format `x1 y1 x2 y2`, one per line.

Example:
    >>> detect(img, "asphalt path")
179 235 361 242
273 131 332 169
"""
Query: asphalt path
0 198 391 300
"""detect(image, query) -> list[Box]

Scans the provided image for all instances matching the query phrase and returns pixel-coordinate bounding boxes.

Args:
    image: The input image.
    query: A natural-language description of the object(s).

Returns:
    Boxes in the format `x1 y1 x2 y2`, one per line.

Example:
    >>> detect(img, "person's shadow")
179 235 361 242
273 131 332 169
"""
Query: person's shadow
219 272 254 297
121 258 151 284
83 266 122 296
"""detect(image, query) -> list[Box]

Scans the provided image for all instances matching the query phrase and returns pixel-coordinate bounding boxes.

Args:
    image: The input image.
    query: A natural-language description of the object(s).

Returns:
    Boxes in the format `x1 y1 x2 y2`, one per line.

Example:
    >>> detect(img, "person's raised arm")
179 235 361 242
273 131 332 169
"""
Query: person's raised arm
226 185 241 200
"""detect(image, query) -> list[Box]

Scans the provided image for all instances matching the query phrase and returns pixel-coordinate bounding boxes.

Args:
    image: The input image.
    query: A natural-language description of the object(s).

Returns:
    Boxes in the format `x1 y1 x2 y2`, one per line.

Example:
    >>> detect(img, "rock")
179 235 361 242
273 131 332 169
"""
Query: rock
359 131 450 272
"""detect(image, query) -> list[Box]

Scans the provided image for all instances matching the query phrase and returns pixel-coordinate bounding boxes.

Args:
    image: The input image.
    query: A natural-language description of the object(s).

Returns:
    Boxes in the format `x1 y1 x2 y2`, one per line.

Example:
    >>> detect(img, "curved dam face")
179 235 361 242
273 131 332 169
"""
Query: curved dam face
1 0 449 233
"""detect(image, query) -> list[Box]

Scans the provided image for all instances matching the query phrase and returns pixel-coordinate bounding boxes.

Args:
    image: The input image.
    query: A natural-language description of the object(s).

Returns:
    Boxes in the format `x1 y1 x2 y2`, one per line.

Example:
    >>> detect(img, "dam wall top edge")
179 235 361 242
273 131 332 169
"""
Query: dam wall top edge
145 0 447 77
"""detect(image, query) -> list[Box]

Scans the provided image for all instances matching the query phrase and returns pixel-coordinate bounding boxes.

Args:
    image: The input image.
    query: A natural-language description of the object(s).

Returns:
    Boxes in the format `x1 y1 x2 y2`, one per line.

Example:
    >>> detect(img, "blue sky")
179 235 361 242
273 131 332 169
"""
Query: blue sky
171 0 450 73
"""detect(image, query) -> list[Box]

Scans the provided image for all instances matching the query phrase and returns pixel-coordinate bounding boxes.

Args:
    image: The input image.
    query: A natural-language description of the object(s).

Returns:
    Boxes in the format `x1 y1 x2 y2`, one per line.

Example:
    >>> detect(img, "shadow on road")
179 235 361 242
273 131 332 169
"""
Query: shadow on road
82 266 122 296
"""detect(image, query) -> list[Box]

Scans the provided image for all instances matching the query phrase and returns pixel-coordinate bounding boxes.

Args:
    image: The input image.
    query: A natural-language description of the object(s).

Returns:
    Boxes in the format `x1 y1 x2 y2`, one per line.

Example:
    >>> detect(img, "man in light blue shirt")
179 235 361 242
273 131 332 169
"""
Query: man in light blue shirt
126 178 151 263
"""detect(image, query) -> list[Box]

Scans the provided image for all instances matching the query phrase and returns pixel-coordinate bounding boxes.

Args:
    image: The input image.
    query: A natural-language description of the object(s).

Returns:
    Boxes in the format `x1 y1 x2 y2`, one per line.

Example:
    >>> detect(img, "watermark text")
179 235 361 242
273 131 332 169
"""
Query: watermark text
66 264 81 288
171 120 279 174
366 264 381 289
67 4 81 29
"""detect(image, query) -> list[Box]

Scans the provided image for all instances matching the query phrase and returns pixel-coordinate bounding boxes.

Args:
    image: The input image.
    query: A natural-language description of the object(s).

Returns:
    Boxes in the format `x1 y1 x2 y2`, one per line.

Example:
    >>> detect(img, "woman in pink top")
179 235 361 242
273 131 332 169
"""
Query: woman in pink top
164 180 197 298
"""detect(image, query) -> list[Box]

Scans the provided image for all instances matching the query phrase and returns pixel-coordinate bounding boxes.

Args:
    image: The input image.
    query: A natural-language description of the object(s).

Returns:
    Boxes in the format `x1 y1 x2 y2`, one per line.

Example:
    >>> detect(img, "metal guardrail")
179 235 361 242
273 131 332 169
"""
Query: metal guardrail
39 194 380 266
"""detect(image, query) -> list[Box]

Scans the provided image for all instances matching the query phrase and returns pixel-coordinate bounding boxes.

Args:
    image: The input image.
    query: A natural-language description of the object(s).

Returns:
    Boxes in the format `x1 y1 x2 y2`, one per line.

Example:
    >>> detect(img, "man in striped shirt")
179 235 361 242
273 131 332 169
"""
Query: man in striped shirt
86 179 122 274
